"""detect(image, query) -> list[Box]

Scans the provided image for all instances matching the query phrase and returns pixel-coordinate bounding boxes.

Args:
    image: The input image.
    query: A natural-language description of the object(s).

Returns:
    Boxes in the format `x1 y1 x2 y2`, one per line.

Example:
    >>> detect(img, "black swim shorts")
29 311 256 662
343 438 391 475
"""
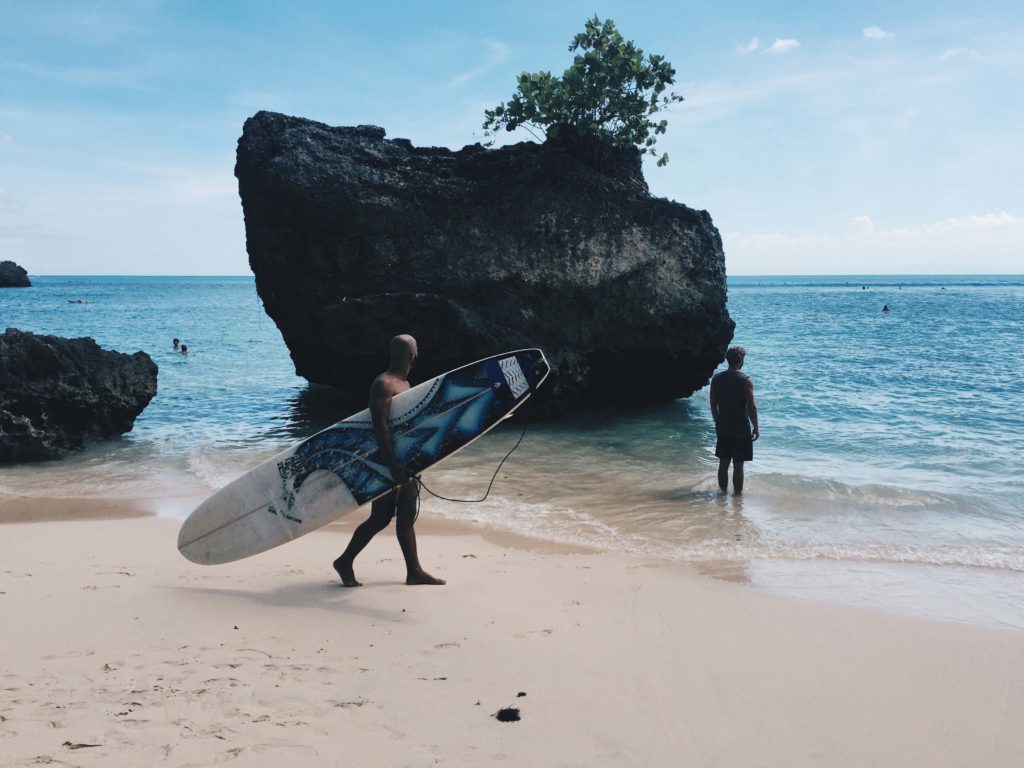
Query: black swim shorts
715 431 753 462
372 479 420 523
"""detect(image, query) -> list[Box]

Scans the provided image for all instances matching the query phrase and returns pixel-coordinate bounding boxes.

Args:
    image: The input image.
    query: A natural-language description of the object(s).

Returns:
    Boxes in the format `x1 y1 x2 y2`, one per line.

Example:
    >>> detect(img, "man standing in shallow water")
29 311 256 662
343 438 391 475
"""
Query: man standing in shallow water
710 346 760 494
333 334 446 587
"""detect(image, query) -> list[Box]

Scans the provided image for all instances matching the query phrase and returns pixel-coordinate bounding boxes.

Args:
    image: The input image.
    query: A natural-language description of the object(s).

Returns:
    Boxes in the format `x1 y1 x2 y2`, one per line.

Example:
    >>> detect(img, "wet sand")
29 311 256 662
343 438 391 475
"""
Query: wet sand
0 495 151 523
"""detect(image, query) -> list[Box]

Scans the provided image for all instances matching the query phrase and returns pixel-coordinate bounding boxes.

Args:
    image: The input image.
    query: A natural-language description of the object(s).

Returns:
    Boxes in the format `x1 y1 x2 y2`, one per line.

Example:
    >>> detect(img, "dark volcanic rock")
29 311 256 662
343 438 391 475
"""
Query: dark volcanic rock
236 111 734 412
0 328 158 463
0 261 30 287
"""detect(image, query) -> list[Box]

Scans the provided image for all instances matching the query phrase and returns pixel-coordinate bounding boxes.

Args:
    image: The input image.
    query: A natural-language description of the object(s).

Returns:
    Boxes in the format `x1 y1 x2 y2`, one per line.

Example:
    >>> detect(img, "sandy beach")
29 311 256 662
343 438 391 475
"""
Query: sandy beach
1 512 1022 767
5 0 1023 764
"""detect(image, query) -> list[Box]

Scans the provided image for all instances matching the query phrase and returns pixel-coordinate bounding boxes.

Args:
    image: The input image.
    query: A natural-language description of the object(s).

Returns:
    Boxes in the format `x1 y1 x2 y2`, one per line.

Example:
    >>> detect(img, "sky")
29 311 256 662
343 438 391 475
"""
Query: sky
1 0 1021 275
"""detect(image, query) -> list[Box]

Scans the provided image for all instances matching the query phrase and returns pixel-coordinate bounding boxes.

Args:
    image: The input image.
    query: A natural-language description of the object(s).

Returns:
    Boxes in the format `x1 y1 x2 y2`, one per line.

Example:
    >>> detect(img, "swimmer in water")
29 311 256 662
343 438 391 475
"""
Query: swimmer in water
180 344 188 355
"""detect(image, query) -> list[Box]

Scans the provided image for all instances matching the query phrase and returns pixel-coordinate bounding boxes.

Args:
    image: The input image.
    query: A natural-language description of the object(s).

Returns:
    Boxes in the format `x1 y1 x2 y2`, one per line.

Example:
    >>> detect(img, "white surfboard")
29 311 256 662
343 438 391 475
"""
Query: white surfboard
178 349 549 564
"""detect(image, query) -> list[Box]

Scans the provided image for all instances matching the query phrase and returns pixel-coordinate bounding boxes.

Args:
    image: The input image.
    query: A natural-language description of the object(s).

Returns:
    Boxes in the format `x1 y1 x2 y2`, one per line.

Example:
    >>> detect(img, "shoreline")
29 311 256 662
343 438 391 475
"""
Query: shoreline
0 493 597 554
5 272 1023 637
3 493 1023 631
2 515 1023 766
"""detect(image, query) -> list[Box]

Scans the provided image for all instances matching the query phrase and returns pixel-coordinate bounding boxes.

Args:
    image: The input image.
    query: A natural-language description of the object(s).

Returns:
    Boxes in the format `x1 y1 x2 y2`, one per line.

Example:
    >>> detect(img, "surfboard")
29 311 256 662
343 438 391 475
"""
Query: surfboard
178 348 550 564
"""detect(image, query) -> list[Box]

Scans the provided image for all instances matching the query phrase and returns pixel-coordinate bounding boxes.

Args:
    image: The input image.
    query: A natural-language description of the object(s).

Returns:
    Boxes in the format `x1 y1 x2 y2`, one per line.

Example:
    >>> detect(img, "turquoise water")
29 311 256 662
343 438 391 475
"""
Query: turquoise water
2 275 1023 628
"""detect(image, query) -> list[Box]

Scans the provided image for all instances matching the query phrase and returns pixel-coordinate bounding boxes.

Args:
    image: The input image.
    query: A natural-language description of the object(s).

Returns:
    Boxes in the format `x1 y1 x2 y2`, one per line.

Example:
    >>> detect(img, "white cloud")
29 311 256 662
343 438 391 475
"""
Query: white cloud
725 212 1024 274
737 37 760 55
675 81 760 110
664 69 846 130
766 38 800 54
449 40 510 87
1 133 12 143
939 47 981 61
921 211 1019 235
862 26 892 40
852 215 875 235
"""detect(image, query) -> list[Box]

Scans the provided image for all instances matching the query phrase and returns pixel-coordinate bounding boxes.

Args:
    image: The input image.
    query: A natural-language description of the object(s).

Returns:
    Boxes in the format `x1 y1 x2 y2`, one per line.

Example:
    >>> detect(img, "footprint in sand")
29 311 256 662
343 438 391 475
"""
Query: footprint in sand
513 628 555 639
331 698 371 708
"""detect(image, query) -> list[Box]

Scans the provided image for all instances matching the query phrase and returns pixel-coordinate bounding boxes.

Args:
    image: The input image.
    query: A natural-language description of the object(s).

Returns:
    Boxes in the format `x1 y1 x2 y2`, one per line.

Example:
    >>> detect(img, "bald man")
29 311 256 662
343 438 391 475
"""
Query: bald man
333 335 446 587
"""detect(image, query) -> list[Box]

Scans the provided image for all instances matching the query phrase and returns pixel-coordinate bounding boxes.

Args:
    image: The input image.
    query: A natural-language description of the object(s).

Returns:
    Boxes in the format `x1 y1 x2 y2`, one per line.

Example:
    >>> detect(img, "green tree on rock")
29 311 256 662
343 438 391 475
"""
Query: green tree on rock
483 16 684 166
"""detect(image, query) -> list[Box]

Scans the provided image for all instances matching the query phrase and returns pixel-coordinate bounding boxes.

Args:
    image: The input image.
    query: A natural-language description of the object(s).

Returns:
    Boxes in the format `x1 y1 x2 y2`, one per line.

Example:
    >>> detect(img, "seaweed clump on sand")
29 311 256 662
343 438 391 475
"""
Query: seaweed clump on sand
494 707 521 723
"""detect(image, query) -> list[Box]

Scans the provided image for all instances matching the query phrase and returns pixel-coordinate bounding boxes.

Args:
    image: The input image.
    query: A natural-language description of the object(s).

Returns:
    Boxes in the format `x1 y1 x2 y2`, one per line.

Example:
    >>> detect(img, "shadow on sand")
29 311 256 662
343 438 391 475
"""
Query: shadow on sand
163 578 413 620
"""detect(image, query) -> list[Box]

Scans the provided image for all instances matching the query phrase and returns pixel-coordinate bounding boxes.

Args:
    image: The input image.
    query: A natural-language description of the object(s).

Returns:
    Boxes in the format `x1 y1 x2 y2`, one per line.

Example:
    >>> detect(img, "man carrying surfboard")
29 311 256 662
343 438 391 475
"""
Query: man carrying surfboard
709 346 760 494
333 334 447 587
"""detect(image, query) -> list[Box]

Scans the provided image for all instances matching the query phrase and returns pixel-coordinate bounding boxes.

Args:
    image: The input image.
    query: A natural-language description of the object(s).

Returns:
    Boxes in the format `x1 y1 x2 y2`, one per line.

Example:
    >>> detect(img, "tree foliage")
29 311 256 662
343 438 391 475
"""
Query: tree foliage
483 16 684 166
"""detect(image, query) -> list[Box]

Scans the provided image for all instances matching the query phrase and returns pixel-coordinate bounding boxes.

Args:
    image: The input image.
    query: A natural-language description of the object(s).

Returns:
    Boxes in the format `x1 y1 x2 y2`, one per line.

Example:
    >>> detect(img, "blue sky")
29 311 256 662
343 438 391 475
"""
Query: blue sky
1 0 1021 275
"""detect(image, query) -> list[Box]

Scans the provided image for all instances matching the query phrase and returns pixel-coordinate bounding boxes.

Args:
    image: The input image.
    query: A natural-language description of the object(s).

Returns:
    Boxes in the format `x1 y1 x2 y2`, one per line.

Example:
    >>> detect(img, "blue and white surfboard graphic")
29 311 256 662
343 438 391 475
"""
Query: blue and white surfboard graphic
178 349 550 564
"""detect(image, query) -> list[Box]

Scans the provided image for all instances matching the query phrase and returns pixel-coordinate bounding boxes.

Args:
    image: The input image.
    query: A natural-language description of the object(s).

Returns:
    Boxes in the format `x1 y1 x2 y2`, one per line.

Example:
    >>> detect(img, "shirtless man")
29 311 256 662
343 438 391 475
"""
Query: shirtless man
709 346 760 494
333 334 446 587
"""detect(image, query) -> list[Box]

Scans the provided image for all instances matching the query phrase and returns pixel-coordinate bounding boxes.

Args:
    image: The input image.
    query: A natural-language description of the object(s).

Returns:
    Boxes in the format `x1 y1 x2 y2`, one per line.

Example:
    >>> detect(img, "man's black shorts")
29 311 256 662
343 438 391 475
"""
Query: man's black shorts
372 480 419 522
715 431 753 462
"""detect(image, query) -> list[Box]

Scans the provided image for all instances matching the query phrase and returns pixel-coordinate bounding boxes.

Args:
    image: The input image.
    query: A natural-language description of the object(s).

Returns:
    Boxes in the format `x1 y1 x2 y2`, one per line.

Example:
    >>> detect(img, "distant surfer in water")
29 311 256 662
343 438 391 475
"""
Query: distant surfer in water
710 346 760 494
333 334 446 587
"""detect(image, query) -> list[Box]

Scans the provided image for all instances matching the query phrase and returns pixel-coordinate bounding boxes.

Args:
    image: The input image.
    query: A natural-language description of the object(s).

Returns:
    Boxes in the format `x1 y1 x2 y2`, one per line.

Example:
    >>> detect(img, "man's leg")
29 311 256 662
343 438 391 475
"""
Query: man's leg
333 495 392 587
733 460 745 494
395 481 445 586
718 457 731 492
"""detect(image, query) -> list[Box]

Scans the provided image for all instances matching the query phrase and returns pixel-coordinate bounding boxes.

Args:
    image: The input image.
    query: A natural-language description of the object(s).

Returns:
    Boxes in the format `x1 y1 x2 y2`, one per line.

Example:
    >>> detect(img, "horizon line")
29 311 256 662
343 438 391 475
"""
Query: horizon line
22 272 1024 279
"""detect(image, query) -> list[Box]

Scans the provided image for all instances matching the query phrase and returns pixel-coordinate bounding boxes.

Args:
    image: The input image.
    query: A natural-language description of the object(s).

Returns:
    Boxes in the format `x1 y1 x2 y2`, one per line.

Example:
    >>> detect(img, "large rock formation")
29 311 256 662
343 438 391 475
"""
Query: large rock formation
0 261 30 287
0 329 158 462
236 111 733 412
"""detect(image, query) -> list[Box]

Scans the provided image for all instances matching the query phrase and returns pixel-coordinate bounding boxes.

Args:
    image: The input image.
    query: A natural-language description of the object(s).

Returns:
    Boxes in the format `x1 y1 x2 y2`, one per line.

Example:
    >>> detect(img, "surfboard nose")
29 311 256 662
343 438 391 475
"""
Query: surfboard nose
520 348 550 390
494 349 550 403
536 349 550 380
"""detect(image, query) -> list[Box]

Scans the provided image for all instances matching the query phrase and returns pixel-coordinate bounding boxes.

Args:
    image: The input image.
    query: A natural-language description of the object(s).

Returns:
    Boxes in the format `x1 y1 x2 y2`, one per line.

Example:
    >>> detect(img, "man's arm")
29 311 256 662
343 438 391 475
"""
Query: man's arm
709 385 719 429
369 377 408 484
745 377 760 440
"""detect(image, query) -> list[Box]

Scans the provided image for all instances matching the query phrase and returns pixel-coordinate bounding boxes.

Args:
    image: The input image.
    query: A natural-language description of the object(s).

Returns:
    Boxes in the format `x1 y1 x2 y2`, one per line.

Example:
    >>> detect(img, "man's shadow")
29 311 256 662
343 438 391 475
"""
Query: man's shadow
162 578 412 620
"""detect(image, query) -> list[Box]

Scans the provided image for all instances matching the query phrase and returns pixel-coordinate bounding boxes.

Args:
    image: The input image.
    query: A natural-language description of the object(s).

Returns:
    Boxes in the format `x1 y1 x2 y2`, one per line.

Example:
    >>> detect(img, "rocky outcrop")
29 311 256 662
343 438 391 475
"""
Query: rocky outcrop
236 111 734 412
0 329 158 462
0 261 30 287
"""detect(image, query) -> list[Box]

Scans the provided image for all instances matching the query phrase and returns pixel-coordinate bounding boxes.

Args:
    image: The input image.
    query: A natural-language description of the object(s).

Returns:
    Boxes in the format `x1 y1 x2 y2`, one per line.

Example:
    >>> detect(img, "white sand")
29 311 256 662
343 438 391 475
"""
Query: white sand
2 515 1023 767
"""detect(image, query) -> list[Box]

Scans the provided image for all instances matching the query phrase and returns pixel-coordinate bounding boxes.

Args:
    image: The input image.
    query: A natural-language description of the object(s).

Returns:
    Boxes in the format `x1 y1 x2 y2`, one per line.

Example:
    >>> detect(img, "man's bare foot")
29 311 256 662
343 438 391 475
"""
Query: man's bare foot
406 571 446 586
333 557 361 587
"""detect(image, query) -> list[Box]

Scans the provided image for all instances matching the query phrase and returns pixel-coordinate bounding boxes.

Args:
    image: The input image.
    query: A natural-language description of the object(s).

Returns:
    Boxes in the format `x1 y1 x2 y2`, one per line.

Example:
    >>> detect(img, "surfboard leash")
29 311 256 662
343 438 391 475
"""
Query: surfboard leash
415 425 528 506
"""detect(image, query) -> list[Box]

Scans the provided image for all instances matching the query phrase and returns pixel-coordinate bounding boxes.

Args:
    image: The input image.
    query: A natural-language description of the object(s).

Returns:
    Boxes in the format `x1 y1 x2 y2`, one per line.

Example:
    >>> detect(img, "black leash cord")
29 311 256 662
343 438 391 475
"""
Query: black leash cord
417 426 528 504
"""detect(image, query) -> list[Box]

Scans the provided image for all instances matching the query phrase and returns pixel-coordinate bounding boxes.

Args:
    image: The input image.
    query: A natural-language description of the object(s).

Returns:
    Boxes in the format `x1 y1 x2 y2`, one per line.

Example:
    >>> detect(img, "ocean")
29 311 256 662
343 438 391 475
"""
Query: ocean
3 275 1023 629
